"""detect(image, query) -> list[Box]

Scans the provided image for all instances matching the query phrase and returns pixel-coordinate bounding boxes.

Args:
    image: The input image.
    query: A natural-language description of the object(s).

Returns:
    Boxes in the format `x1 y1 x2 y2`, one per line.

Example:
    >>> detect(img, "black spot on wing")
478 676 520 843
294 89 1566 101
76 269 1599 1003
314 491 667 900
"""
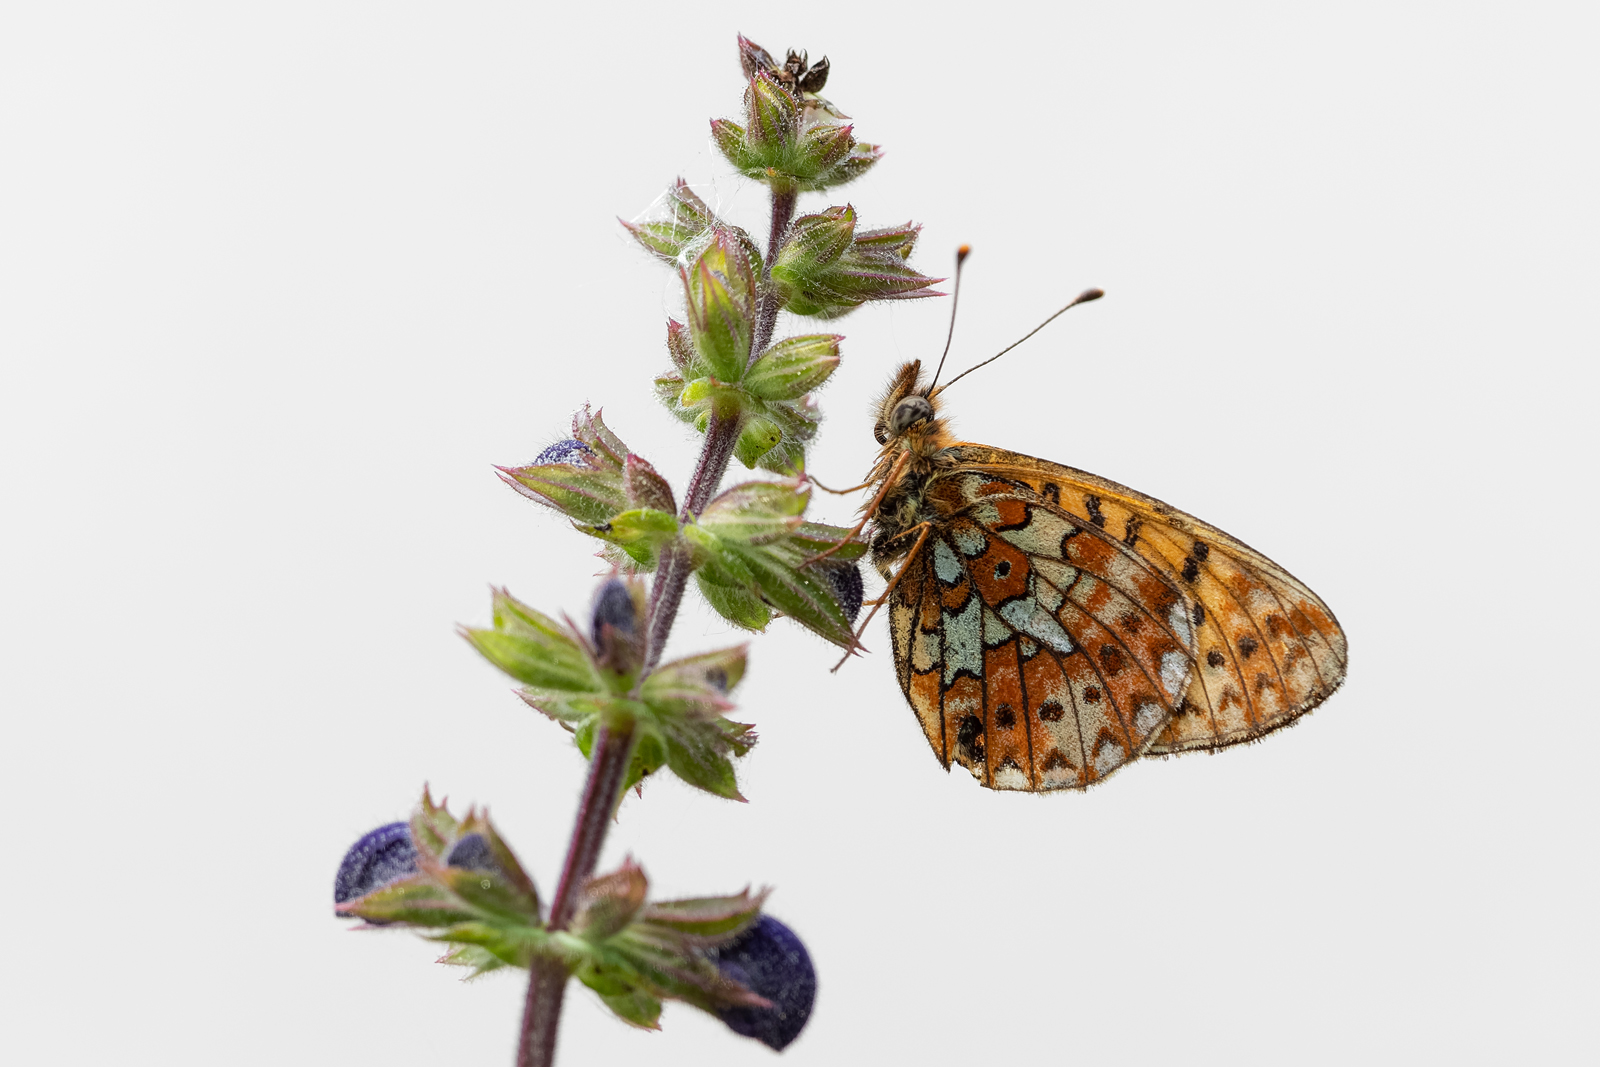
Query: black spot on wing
956 713 985 764
1085 494 1107 529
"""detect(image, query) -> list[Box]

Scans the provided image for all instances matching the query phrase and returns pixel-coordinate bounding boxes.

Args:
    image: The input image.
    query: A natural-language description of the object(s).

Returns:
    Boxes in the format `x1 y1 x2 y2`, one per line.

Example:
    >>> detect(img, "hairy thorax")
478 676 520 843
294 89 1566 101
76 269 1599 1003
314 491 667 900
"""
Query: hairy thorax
868 436 960 579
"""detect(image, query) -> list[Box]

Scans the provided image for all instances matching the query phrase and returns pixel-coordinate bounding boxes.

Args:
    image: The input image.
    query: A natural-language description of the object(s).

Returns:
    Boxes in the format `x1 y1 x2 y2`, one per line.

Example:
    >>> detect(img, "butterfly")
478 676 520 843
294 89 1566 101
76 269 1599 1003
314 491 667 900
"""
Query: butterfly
826 253 1347 792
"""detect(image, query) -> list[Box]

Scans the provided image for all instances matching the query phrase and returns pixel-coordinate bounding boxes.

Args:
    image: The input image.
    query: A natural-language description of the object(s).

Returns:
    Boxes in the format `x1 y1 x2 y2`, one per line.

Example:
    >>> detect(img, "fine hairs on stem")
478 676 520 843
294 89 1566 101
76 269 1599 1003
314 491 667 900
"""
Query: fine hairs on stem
514 180 797 1067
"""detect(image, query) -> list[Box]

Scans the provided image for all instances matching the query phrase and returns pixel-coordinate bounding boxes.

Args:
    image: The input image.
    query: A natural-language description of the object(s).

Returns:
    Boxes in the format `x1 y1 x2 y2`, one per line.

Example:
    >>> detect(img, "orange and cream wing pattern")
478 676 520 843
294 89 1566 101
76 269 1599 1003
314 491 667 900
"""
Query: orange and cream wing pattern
887 470 1201 790
947 446 1348 756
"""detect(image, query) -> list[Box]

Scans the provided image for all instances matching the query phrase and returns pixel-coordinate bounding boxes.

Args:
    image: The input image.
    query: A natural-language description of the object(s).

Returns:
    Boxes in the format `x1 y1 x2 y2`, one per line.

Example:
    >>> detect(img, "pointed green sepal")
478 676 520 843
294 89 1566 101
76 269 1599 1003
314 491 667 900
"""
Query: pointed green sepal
744 334 843 401
498 406 635 524
572 857 650 942
698 479 809 543
624 454 675 513
620 179 717 264
684 486 865 647
772 210 942 320
681 230 757 383
637 888 768 940
745 70 801 149
693 566 774 631
461 588 600 693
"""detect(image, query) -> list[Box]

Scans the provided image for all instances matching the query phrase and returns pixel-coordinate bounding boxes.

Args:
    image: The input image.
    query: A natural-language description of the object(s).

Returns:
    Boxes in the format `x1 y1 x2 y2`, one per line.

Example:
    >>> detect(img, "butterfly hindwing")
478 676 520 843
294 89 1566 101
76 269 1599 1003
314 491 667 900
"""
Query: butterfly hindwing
946 446 1349 754
889 471 1200 790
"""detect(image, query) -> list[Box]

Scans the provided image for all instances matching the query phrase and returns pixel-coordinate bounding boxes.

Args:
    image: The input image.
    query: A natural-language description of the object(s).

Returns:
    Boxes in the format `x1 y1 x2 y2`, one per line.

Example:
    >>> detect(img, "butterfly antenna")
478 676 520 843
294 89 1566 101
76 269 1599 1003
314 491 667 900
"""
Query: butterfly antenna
924 245 972 394
934 288 1104 394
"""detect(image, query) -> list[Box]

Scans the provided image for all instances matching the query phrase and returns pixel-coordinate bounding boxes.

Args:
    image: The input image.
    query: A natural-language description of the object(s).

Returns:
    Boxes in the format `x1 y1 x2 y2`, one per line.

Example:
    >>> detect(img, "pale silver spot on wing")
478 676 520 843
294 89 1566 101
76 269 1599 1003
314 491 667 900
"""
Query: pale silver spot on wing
1033 573 1064 613
1031 556 1079 593
999 597 1075 654
1093 740 1124 776
951 524 988 558
1167 601 1194 650
912 626 938 672
992 763 1030 790
1160 650 1191 701
942 596 983 684
998 508 1076 557
933 539 964 584
982 605 1011 647
1134 702 1165 737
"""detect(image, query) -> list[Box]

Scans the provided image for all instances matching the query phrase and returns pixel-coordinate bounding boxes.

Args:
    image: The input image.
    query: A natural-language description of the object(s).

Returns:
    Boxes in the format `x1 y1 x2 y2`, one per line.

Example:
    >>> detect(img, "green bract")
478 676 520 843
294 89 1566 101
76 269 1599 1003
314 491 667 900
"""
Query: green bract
686 479 867 646
339 792 770 1030
680 230 757 384
336 789 545 975
497 409 680 567
772 207 943 319
463 588 760 800
710 70 882 195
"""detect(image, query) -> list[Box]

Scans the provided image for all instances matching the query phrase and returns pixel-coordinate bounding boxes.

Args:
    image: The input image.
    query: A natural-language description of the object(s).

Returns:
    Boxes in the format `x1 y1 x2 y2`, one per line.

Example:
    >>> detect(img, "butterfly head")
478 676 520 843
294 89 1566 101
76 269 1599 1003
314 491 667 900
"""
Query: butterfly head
871 360 954 463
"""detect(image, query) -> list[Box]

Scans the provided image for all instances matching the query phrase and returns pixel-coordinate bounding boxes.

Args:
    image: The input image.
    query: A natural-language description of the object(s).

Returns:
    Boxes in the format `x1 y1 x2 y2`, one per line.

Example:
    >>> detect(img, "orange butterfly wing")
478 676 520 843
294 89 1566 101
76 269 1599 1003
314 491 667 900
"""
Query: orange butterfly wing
887 467 1200 790
943 446 1348 757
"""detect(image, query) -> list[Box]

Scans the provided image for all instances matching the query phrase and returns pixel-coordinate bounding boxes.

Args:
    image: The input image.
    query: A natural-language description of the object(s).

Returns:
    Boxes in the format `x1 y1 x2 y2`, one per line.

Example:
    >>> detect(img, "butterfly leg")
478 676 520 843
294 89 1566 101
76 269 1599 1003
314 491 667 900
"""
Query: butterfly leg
804 450 911 566
806 473 876 495
829 520 932 673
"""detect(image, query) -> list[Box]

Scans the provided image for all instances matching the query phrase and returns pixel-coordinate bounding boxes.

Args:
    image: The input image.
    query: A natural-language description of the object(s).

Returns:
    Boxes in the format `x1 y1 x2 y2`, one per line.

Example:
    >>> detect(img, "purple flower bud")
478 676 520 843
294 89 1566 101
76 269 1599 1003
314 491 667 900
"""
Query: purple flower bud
709 916 817 1051
813 558 864 623
591 578 637 646
334 822 417 914
444 832 503 873
534 439 593 465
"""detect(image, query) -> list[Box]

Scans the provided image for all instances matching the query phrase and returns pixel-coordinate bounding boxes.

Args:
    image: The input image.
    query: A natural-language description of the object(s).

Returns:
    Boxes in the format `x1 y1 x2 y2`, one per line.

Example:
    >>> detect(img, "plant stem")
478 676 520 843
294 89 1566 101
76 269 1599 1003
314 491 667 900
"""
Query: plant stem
516 182 793 1066
751 187 797 365
516 721 637 1067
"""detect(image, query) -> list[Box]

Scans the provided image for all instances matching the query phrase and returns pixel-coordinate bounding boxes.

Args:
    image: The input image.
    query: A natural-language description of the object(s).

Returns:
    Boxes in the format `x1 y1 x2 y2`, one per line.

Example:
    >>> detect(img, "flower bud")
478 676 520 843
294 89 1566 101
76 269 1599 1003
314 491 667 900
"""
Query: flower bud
590 576 646 675
772 213 941 320
334 822 417 916
443 832 504 874
681 230 757 383
533 439 593 466
745 71 800 148
743 334 843 402
809 557 864 624
709 916 817 1051
620 179 718 265
779 206 856 273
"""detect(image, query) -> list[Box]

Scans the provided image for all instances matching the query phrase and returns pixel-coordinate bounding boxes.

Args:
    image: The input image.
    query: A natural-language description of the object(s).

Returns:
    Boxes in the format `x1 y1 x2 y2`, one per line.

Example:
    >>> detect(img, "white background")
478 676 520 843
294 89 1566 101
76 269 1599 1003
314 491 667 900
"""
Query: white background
4 3 1595 1064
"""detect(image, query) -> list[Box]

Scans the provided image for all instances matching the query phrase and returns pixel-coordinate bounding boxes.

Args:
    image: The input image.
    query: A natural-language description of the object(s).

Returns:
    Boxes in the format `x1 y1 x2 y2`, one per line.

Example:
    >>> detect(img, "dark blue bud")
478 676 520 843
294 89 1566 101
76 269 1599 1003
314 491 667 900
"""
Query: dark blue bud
709 916 817 1051
813 558 864 624
334 822 418 915
444 832 503 873
591 578 638 647
534 438 593 465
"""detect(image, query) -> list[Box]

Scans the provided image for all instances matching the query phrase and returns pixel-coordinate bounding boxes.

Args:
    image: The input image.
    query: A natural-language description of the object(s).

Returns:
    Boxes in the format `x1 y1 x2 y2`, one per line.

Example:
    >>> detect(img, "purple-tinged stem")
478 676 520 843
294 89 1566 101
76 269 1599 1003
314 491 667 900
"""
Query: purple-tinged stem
516 180 793 1066
516 722 637 1067
750 188 797 366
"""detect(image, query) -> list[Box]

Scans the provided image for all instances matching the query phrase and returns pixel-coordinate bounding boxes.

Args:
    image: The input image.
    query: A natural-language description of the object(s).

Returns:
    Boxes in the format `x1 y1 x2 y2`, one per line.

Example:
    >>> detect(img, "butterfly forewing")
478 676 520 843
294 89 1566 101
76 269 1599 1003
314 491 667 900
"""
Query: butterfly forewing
889 472 1200 790
947 447 1348 755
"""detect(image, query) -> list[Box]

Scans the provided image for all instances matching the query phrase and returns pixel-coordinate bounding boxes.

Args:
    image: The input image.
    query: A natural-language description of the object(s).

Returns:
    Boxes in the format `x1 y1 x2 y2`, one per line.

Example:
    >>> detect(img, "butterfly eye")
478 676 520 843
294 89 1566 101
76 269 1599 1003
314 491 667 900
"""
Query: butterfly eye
889 395 935 435
873 422 888 444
